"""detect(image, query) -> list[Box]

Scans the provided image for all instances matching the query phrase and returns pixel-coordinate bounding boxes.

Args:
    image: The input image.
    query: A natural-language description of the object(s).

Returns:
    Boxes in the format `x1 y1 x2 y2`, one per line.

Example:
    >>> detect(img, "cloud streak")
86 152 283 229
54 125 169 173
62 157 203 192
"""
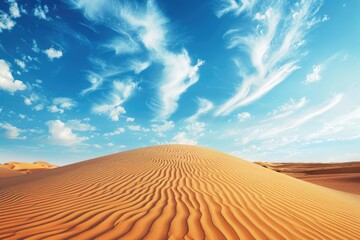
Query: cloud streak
215 0 323 116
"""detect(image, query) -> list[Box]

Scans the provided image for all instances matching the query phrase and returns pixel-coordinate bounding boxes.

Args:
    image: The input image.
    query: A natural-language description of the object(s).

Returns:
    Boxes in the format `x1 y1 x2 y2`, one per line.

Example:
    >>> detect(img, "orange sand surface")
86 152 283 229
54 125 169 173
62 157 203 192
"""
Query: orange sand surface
256 161 360 195
0 168 23 179
0 145 359 239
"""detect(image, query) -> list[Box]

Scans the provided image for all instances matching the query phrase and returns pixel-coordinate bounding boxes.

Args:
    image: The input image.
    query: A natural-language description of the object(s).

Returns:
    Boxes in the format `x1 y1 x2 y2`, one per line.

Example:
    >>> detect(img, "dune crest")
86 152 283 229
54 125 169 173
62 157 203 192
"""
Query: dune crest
0 145 359 239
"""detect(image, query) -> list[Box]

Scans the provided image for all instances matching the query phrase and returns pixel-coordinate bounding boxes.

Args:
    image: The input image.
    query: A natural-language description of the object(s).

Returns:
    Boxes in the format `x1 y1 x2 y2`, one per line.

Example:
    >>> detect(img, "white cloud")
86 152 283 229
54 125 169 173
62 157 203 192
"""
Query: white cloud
215 0 257 18
9 1 20 18
33 104 44 111
81 73 104 95
19 113 25 119
66 119 96 131
0 59 26 93
48 97 76 113
104 127 125 137
0 11 15 32
186 98 213 122
237 112 251 122
0 122 26 140
44 48 63 60
33 4 49 20
126 117 135 122
107 142 114 147
172 132 197 145
215 0 323 116
93 144 102 148
151 120 174 136
32 39 40 53
46 120 87 146
156 52 204 120
92 79 137 121
267 97 307 120
304 64 323 84
15 59 26 69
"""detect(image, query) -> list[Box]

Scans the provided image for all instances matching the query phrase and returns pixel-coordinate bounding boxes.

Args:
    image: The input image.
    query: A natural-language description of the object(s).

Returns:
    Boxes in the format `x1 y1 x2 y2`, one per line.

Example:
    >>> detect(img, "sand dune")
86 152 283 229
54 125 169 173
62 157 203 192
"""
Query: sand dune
256 161 360 195
0 161 57 175
0 145 359 239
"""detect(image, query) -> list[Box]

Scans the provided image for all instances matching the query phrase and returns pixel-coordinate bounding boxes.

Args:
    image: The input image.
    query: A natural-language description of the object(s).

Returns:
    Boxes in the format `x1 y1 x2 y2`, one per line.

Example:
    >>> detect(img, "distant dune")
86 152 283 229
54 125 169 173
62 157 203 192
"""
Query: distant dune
0 161 57 175
0 145 359 239
256 161 360 195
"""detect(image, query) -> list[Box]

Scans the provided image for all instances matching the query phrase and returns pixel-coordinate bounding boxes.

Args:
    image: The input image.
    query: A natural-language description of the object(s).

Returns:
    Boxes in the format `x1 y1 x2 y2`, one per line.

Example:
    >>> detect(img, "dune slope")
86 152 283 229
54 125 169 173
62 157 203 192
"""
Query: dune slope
256 161 360 195
0 145 359 239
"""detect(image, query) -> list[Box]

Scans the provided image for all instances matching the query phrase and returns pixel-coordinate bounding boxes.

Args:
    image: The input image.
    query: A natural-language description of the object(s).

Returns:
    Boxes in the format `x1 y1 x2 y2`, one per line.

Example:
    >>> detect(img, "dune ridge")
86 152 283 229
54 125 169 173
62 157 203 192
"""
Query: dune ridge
0 145 359 239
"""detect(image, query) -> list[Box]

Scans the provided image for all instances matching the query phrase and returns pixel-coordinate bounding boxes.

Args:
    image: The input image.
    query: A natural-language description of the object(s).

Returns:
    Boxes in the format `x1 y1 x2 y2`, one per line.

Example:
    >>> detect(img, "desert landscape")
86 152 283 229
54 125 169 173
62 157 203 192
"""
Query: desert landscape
0 145 359 239
256 161 360 195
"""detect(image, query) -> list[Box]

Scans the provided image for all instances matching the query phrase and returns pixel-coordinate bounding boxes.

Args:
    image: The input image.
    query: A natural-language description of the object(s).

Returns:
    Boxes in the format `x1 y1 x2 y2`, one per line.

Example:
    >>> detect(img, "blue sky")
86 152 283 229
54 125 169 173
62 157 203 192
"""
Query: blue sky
0 0 359 165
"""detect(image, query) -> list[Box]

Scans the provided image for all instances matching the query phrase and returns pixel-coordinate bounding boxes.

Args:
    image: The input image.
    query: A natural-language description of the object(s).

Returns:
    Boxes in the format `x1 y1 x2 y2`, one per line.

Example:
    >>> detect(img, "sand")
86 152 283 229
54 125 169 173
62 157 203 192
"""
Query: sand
256 161 360 195
0 168 23 179
0 145 359 239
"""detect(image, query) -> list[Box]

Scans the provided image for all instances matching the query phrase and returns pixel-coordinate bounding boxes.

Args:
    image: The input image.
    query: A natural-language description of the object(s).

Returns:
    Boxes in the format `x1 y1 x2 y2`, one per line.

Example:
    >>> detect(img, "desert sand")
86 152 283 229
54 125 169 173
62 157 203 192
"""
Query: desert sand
0 145 359 239
0 168 23 179
256 161 360 195
0 161 57 175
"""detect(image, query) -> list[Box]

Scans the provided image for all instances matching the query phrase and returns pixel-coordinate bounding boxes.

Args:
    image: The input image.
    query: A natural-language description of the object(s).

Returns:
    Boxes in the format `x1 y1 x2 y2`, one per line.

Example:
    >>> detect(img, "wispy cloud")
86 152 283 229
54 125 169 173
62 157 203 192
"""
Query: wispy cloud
306 106 360 142
267 97 307 121
0 59 26 93
231 93 343 146
186 98 213 122
215 0 323 116
92 79 138 121
215 0 257 18
80 73 104 95
0 122 26 140
69 0 204 121
156 53 204 120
